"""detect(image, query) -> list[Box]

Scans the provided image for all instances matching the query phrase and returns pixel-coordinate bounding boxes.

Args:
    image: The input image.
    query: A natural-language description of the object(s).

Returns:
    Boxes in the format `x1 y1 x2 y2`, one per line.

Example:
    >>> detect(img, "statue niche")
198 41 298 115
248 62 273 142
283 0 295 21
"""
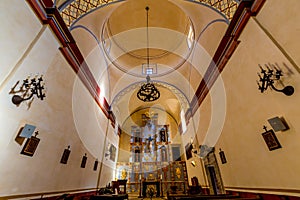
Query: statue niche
130 112 170 163
161 146 167 162
159 128 167 142
134 147 141 162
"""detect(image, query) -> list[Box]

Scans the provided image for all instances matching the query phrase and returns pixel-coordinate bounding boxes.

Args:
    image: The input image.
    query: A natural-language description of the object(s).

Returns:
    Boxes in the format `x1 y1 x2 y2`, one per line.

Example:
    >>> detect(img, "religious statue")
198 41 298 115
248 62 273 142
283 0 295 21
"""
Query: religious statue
175 167 181 179
121 169 128 179
145 136 154 153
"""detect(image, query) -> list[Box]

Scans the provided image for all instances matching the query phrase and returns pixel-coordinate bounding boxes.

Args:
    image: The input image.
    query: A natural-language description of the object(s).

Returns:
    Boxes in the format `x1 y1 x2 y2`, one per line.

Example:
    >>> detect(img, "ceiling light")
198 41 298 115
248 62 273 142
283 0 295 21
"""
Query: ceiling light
137 6 160 102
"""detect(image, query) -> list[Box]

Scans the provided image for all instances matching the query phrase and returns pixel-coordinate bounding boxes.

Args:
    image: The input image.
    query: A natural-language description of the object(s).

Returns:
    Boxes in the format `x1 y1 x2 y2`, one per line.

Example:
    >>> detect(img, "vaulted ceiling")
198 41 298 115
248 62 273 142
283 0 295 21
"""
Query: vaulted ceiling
54 0 238 128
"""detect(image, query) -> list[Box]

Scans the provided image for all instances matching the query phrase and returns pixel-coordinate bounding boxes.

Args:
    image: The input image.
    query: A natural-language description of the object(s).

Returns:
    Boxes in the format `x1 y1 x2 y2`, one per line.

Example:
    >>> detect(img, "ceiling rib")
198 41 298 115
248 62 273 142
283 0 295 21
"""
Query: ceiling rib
27 0 265 134
26 0 118 131
60 0 238 28
190 0 266 116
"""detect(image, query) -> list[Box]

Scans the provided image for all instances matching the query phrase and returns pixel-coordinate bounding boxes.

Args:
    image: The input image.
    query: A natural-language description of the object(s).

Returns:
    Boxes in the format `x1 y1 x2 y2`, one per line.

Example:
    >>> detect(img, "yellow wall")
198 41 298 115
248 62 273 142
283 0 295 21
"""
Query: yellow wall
205 0 300 196
0 1 117 198
183 113 207 186
1 0 299 198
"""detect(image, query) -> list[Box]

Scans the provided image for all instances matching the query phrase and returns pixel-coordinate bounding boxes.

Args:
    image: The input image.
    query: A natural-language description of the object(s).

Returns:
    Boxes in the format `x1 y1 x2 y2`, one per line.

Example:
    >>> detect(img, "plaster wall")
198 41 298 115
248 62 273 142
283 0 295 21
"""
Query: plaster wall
69 0 229 106
183 116 206 186
256 0 300 72
210 2 300 196
99 124 119 186
0 0 42 87
0 2 117 198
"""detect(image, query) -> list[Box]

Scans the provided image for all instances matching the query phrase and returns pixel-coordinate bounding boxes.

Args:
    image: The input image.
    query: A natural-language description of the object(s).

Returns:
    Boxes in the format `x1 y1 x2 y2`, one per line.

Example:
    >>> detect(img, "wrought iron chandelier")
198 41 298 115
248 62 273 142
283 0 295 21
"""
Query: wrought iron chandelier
137 6 160 102
257 64 294 96
10 75 46 106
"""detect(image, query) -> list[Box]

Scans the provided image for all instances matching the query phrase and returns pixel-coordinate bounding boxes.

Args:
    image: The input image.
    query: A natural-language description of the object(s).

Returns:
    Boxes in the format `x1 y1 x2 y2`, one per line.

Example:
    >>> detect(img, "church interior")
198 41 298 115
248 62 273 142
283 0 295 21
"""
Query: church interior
0 0 300 199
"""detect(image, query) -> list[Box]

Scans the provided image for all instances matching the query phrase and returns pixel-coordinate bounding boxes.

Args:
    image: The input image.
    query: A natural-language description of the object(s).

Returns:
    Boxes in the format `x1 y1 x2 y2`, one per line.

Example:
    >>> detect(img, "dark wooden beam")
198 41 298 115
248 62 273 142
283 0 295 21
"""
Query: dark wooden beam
190 0 266 116
26 0 114 123
27 0 266 130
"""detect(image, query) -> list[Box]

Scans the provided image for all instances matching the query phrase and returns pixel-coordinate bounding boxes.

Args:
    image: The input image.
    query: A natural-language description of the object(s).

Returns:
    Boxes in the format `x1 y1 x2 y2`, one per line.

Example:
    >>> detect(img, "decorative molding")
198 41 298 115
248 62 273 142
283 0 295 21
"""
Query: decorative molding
60 0 238 28
190 0 266 116
26 0 114 123
0 188 96 199
226 186 300 196
251 0 266 15
26 0 266 131
61 0 122 27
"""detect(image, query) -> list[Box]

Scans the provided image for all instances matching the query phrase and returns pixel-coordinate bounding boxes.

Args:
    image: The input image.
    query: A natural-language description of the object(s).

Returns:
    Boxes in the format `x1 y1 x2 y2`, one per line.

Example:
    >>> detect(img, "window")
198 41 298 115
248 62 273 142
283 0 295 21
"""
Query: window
187 25 194 49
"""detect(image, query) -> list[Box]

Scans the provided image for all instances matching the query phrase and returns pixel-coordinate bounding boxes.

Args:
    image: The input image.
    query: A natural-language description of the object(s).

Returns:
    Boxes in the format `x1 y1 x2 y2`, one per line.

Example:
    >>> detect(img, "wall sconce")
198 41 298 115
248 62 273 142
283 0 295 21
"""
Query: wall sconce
257 64 294 96
10 75 46 105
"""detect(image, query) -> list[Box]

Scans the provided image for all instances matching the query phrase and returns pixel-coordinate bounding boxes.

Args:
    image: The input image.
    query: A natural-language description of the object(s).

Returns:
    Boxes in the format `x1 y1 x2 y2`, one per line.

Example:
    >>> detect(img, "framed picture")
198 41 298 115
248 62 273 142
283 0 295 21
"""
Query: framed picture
219 149 227 164
20 136 40 157
81 154 87 168
109 144 116 162
262 129 282 151
60 147 71 164
160 129 166 142
185 143 193 160
93 160 98 171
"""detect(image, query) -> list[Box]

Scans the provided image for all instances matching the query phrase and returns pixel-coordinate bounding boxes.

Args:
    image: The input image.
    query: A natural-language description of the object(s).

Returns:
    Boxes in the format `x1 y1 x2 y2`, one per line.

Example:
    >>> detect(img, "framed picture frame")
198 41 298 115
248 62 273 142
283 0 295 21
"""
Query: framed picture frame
81 154 87 168
185 143 193 160
93 160 98 171
60 147 71 164
262 129 282 151
159 129 166 142
219 149 227 164
109 144 116 162
20 136 40 157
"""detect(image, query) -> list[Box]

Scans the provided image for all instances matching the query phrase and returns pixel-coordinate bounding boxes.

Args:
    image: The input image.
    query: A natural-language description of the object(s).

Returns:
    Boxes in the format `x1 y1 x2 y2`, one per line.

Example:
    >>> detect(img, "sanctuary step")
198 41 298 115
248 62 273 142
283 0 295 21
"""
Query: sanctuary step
89 193 128 200
167 194 261 200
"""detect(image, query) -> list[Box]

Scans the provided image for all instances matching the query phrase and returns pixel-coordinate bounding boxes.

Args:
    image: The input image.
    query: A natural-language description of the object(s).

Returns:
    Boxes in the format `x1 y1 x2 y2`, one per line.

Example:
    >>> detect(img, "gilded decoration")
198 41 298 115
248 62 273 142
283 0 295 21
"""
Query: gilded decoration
175 167 181 179
121 168 128 179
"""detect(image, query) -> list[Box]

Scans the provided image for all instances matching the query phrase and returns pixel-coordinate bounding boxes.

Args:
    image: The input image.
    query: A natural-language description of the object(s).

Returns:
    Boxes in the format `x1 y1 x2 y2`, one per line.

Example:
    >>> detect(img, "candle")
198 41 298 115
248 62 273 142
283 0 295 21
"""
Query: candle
160 174 163 180
139 174 141 180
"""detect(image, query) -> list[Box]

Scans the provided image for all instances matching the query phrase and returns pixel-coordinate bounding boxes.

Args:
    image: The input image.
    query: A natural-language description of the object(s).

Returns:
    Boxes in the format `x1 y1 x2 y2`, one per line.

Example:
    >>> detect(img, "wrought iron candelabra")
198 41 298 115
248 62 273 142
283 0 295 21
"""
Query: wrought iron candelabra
10 75 46 105
256 64 294 96
137 6 160 102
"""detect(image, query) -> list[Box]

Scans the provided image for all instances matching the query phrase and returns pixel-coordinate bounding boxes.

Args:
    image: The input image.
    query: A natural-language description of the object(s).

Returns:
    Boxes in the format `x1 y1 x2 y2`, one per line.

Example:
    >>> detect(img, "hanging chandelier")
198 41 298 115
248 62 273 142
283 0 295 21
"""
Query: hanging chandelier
137 6 160 102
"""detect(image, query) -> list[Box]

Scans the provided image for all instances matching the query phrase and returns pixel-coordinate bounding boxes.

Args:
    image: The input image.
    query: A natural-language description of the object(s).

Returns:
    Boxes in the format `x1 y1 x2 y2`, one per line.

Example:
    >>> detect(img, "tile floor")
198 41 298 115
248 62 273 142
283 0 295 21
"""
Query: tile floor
128 192 167 200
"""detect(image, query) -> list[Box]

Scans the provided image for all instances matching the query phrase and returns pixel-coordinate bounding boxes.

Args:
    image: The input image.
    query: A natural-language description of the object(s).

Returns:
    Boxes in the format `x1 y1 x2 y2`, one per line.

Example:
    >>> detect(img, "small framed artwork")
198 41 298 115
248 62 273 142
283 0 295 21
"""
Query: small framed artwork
93 160 98 171
219 149 227 164
262 129 282 151
109 144 116 162
185 143 193 160
60 146 71 164
81 154 87 168
20 136 40 157
160 129 166 142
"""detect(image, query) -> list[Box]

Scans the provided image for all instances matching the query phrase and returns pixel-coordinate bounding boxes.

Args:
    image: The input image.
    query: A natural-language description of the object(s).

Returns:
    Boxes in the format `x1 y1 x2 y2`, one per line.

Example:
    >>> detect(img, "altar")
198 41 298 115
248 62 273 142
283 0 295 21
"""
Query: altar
142 180 161 197
116 112 188 194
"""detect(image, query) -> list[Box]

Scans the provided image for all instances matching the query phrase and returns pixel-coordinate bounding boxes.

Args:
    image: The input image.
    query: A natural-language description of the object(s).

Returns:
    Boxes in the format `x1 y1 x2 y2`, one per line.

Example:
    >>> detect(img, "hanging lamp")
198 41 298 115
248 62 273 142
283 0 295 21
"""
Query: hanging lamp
137 6 160 102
